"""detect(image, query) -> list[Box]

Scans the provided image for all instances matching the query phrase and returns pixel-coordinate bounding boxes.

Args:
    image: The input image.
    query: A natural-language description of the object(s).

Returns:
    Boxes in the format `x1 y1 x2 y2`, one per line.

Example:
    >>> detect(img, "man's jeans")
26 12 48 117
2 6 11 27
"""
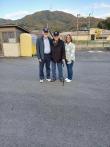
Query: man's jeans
66 61 74 80
39 54 51 80
52 61 63 80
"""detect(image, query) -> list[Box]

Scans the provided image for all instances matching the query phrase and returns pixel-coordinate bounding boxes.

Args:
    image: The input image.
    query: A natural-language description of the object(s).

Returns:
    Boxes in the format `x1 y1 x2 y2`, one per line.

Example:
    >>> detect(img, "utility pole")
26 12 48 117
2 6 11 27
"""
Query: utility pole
87 13 91 46
101 23 104 48
76 14 80 36
47 23 49 29
88 13 91 30
76 14 80 48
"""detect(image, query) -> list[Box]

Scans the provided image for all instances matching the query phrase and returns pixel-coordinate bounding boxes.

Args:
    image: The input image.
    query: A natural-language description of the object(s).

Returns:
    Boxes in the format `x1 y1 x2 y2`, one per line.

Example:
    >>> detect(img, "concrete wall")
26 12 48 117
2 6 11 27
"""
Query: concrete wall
72 35 90 41
3 43 20 57
107 36 110 40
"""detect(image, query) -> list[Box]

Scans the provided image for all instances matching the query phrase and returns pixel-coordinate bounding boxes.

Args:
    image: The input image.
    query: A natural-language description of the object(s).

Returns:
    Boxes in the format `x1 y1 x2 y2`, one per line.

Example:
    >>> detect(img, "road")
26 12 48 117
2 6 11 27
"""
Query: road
0 51 110 147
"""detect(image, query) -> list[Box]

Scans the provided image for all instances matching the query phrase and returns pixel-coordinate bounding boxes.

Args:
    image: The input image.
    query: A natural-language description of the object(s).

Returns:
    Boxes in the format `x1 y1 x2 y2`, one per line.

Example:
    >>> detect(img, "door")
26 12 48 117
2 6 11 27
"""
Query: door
91 34 95 40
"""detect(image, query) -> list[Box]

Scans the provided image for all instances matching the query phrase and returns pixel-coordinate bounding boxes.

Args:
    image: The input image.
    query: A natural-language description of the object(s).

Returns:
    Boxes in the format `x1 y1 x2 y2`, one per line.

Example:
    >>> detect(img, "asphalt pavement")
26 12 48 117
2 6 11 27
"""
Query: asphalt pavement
0 51 110 147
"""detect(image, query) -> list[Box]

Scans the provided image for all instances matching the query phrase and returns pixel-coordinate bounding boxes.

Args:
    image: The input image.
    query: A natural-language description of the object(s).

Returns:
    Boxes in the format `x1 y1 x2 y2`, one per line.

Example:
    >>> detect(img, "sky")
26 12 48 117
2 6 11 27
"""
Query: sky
0 0 110 20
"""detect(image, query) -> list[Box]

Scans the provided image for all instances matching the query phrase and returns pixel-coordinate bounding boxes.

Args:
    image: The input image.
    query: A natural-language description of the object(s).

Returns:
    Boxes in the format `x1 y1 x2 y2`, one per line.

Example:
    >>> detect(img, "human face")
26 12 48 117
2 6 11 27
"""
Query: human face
53 35 59 41
43 32 49 38
66 35 72 43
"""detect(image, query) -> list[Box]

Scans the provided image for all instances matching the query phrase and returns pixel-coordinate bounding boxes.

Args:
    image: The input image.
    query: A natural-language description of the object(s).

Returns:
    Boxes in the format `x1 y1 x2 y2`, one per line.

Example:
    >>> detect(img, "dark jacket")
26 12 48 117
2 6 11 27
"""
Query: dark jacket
36 36 52 60
51 39 65 63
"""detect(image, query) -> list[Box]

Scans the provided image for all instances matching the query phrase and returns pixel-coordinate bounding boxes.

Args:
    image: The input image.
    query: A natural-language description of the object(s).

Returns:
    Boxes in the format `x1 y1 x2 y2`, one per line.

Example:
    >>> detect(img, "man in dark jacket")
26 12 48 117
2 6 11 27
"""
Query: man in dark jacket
36 28 52 83
51 31 65 81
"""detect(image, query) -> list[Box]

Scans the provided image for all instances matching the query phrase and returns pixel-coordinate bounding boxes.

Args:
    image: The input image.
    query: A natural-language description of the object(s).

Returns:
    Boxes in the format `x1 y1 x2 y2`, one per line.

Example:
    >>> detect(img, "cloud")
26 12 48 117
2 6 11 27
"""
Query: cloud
90 2 110 18
61 8 110 18
59 9 93 18
51 8 80 17
4 11 33 20
61 9 79 16
93 2 110 9
3 8 110 20
95 13 110 19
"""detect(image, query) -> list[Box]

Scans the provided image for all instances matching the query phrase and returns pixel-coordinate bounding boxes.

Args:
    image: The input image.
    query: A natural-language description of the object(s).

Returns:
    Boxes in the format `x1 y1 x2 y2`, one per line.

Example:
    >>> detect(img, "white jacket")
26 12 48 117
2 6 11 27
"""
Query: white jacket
65 42 75 62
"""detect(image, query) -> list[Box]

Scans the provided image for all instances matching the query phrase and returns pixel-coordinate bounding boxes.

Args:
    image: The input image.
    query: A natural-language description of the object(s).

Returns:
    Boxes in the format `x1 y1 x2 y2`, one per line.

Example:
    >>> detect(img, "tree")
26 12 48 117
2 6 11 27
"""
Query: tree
97 17 110 30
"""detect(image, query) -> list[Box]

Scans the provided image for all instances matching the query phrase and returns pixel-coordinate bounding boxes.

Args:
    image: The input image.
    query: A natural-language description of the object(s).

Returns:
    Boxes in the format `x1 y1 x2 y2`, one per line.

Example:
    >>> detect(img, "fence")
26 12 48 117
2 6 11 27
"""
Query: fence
73 40 110 50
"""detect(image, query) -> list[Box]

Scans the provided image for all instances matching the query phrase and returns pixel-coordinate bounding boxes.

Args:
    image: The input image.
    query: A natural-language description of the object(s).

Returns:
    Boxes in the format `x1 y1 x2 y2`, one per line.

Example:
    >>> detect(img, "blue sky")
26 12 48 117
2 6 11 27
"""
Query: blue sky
0 0 110 20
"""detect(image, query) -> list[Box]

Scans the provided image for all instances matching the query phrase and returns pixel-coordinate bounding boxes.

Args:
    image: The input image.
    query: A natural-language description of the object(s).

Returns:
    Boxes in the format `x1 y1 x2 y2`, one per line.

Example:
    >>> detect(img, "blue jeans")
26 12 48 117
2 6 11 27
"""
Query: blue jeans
39 54 51 80
52 61 63 80
66 61 74 80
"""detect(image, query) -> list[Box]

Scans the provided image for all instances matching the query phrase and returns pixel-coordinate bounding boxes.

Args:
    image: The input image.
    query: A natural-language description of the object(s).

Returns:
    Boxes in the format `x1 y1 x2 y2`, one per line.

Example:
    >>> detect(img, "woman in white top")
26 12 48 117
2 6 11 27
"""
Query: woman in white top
65 34 75 82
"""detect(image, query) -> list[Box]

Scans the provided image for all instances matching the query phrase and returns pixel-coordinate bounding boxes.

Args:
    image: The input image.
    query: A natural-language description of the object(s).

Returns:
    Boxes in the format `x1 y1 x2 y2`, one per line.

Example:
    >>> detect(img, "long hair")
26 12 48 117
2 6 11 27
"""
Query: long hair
65 34 73 43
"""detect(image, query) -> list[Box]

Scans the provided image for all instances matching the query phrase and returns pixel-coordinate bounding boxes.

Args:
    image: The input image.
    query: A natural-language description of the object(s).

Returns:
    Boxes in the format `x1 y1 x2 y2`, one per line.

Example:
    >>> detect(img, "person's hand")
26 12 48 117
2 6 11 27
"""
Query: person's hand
67 61 72 64
38 59 42 62
62 59 65 66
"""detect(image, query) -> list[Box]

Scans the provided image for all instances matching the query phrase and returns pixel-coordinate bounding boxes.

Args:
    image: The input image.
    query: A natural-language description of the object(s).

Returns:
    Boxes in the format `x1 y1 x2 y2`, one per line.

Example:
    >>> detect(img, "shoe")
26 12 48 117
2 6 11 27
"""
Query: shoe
46 78 51 82
40 79 44 83
65 79 72 82
65 78 68 81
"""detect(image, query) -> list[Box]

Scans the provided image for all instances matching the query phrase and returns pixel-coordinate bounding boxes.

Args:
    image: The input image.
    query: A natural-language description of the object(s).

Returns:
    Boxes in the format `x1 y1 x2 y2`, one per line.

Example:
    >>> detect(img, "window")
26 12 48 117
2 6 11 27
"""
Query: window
2 32 15 42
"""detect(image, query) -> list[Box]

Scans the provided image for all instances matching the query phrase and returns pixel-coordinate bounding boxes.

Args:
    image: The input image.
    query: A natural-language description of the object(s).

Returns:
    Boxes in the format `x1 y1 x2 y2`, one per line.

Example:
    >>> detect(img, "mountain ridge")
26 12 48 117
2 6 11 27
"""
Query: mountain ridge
0 10 103 32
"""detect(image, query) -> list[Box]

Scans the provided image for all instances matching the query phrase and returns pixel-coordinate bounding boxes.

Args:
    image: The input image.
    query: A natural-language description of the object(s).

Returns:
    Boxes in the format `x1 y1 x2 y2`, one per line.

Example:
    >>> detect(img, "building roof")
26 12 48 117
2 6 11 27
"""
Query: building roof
0 24 30 33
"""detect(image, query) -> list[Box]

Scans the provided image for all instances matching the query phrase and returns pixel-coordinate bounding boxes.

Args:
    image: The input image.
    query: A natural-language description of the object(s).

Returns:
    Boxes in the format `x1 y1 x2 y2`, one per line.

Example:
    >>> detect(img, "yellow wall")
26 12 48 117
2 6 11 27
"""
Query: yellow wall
72 35 90 41
107 36 110 40
90 28 96 34
90 28 103 35
32 43 36 55
31 35 37 55
20 33 33 57
3 43 20 57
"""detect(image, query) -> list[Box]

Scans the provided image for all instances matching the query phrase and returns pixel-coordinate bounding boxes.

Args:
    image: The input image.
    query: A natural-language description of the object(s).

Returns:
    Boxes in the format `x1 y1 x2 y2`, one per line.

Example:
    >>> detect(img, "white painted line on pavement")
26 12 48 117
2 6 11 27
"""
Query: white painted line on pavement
88 50 104 53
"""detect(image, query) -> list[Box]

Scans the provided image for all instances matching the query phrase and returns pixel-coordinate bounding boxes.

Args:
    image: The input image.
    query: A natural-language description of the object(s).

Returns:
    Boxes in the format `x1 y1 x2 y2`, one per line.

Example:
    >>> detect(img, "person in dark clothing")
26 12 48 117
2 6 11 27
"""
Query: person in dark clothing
51 31 65 81
36 27 52 83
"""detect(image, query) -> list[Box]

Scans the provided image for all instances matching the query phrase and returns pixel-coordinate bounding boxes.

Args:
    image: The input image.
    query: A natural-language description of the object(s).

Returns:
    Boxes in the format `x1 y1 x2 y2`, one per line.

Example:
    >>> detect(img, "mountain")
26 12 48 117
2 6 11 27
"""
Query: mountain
0 18 13 25
0 10 103 32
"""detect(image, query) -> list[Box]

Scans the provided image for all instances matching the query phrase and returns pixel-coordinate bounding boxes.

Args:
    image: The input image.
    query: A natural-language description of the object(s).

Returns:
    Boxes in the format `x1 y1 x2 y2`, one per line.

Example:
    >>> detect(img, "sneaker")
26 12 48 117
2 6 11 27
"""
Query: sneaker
40 79 44 83
65 79 72 82
46 78 51 82
65 78 68 81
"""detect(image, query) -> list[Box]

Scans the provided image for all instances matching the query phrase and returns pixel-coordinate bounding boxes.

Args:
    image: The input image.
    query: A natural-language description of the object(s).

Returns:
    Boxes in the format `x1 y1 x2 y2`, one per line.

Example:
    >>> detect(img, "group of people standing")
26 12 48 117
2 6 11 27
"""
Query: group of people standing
36 27 75 83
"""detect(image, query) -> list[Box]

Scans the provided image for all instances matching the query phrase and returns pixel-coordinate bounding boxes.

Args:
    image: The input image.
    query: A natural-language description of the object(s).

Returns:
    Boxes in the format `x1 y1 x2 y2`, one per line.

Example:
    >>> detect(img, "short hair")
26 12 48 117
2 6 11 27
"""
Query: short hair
65 34 73 43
